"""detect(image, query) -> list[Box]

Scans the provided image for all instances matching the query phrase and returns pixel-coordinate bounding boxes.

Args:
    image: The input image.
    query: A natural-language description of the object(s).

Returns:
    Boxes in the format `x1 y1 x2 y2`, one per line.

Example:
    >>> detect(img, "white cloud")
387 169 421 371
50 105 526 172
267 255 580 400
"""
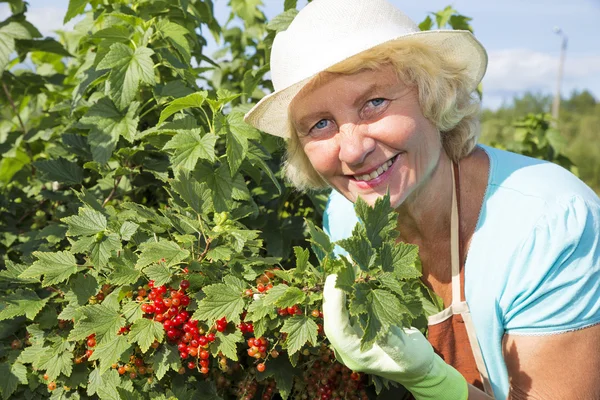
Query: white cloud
481 48 600 109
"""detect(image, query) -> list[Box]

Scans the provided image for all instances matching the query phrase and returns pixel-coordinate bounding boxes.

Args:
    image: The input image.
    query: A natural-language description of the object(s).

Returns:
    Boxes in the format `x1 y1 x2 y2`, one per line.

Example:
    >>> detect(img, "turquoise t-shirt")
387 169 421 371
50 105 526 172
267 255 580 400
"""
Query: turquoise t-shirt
323 145 600 399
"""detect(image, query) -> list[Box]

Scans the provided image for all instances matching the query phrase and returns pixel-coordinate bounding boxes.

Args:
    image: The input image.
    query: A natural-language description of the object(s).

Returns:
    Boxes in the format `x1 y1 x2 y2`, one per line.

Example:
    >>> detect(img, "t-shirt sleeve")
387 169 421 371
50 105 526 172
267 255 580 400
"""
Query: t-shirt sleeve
502 195 600 335
323 191 359 256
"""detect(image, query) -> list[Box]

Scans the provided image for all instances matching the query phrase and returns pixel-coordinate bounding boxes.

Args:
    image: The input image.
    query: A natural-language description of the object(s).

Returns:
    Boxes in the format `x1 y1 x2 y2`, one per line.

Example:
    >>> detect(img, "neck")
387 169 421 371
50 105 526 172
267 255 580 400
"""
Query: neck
395 153 454 247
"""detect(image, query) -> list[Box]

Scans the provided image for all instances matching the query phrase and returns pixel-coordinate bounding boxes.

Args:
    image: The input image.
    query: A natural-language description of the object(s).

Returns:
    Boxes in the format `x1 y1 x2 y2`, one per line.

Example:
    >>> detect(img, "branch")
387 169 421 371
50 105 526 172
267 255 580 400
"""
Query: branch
102 176 122 207
198 237 212 262
1 81 27 135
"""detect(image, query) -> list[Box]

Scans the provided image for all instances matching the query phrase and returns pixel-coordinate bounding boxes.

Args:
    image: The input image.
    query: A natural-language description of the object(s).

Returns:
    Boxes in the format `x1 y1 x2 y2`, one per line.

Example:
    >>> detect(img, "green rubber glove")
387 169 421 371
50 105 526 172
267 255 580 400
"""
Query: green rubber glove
323 274 468 400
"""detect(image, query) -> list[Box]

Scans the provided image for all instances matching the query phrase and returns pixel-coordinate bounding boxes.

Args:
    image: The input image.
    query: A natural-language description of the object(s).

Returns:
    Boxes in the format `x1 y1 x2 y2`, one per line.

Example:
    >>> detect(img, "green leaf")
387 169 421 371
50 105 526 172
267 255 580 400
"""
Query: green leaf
62 207 107 236
337 227 374 272
64 274 99 306
266 8 298 32
335 258 355 293
349 282 369 316
418 15 433 31
213 330 243 361
128 318 164 353
380 242 421 280
64 0 88 23
87 368 122 399
108 256 141 285
136 240 190 268
274 287 305 308
155 19 191 60
354 194 397 248
37 340 74 380
152 345 180 380
33 157 83 185
158 91 207 125
255 356 297 399
79 97 140 164
0 22 31 72
434 6 456 28
164 129 217 171
246 297 271 321
284 0 297 10
68 304 125 342
0 289 50 321
17 38 72 57
121 301 143 325
143 264 173 287
171 171 207 214
226 127 248 175
192 283 245 325
97 43 155 109
281 316 318 356
20 251 78 287
293 247 309 276
89 335 131 373
0 361 27 400
261 284 289 306
361 289 408 350
90 233 122 268
306 220 333 261
119 221 139 241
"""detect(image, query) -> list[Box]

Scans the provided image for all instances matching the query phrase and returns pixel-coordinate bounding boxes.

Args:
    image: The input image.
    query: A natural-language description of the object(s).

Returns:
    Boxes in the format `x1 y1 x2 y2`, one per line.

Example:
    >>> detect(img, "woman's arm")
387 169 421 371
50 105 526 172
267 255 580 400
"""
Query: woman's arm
502 323 600 399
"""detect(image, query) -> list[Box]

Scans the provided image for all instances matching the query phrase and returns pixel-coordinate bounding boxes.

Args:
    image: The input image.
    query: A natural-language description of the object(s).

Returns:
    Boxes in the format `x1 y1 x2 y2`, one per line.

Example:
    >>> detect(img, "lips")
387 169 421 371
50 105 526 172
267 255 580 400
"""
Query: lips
353 155 397 182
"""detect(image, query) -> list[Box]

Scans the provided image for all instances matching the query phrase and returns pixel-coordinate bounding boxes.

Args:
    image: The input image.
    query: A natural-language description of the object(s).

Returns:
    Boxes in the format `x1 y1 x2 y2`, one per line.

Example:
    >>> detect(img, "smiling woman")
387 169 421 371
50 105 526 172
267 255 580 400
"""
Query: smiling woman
244 0 600 399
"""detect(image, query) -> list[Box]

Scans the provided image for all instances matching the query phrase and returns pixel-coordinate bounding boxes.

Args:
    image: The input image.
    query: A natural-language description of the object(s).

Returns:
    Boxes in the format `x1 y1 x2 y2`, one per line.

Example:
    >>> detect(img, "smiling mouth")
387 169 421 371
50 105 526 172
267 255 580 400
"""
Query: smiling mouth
353 155 398 182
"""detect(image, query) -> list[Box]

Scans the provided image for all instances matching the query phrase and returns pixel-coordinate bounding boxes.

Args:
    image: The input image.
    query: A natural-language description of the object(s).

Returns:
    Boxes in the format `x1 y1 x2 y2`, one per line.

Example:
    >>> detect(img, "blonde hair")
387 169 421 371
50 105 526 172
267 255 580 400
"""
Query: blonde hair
283 39 482 191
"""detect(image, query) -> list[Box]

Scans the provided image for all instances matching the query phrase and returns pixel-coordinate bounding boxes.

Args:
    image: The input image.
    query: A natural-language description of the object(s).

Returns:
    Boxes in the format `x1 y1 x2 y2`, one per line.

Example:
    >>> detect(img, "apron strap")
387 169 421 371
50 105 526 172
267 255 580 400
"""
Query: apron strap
450 161 461 306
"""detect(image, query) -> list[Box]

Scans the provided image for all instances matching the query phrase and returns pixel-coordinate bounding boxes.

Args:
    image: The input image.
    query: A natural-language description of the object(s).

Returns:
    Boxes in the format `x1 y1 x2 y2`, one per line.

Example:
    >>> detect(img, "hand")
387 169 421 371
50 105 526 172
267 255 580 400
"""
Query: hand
322 274 468 400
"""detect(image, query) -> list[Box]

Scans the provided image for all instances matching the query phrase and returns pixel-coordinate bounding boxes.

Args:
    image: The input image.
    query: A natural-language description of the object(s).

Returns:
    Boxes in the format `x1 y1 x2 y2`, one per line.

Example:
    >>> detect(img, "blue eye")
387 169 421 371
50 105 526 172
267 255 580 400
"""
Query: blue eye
314 119 329 129
369 98 385 107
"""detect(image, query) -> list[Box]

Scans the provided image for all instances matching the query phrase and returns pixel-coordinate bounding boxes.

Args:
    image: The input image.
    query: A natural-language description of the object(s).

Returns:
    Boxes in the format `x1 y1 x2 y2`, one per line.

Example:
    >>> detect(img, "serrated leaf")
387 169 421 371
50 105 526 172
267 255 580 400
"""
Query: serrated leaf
281 316 318 356
79 98 139 164
255 355 297 399
354 194 397 248
380 242 421 280
20 251 77 287
171 171 206 214
163 129 217 170
97 43 155 109
119 221 139 241
266 8 298 32
68 305 124 342
246 297 270 321
361 290 408 350
224 275 246 293
0 361 27 400
337 227 374 272
261 284 289 306
293 247 309 276
143 264 173 287
90 233 122 268
65 274 99 306
62 207 107 236
306 220 333 261
0 289 50 321
121 301 143 325
89 335 131 373
37 340 74 380
206 246 233 262
335 258 355 293
0 22 31 72
192 283 245 325
349 282 369 316
128 318 164 353
213 330 243 361
136 240 190 268
33 157 83 185
274 287 305 308
418 15 433 31
152 345 180 380
226 127 248 175
158 91 207 125
108 258 141 286
87 368 121 399
64 0 87 23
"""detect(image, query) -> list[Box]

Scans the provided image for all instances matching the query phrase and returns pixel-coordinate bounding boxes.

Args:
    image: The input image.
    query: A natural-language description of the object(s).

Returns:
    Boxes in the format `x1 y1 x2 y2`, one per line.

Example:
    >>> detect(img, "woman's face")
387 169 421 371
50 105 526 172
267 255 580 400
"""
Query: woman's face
290 65 443 208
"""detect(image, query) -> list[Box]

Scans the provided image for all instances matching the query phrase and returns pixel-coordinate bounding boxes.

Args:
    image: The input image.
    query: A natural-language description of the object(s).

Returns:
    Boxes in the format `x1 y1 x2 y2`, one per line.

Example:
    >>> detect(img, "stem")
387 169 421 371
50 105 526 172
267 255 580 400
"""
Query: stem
198 237 212 262
102 176 122 207
1 81 27 134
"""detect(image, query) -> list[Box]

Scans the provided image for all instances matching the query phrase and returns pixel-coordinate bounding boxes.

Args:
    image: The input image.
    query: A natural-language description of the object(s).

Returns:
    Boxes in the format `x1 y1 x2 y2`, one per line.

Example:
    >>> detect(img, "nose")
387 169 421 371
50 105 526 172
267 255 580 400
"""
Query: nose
337 122 375 166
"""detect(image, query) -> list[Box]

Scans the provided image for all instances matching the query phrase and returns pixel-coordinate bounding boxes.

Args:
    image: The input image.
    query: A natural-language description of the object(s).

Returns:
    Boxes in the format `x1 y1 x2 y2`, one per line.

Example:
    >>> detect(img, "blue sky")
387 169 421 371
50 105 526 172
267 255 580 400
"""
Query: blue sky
2 0 599 109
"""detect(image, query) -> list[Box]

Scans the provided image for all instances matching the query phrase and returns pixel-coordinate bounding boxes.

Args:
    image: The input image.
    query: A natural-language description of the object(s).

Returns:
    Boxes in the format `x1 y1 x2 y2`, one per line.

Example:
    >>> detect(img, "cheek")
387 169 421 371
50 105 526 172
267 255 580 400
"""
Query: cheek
302 140 339 176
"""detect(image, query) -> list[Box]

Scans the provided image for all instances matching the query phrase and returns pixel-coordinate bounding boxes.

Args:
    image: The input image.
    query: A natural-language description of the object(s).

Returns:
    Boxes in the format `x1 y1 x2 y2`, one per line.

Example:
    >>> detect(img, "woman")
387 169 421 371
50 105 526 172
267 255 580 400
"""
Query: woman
244 0 600 399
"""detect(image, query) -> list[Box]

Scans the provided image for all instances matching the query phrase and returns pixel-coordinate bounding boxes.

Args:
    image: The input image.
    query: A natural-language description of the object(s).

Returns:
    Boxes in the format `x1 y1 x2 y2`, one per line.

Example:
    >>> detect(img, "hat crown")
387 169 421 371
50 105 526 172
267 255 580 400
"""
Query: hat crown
271 0 419 91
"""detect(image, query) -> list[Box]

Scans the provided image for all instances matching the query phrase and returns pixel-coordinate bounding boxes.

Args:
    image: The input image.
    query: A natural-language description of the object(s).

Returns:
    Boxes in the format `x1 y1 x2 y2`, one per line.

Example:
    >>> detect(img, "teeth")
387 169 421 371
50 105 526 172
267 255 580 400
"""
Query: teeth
354 157 395 182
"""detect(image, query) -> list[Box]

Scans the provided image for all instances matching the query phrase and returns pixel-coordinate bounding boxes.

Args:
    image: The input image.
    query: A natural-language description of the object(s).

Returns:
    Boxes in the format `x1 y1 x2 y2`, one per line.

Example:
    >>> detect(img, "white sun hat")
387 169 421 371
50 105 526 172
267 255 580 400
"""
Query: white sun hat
244 0 488 139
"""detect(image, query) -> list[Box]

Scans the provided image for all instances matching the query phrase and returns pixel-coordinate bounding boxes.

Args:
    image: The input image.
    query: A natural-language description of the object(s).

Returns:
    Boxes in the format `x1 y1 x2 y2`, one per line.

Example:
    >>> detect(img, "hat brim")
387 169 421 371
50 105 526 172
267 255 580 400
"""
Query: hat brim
244 30 488 139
